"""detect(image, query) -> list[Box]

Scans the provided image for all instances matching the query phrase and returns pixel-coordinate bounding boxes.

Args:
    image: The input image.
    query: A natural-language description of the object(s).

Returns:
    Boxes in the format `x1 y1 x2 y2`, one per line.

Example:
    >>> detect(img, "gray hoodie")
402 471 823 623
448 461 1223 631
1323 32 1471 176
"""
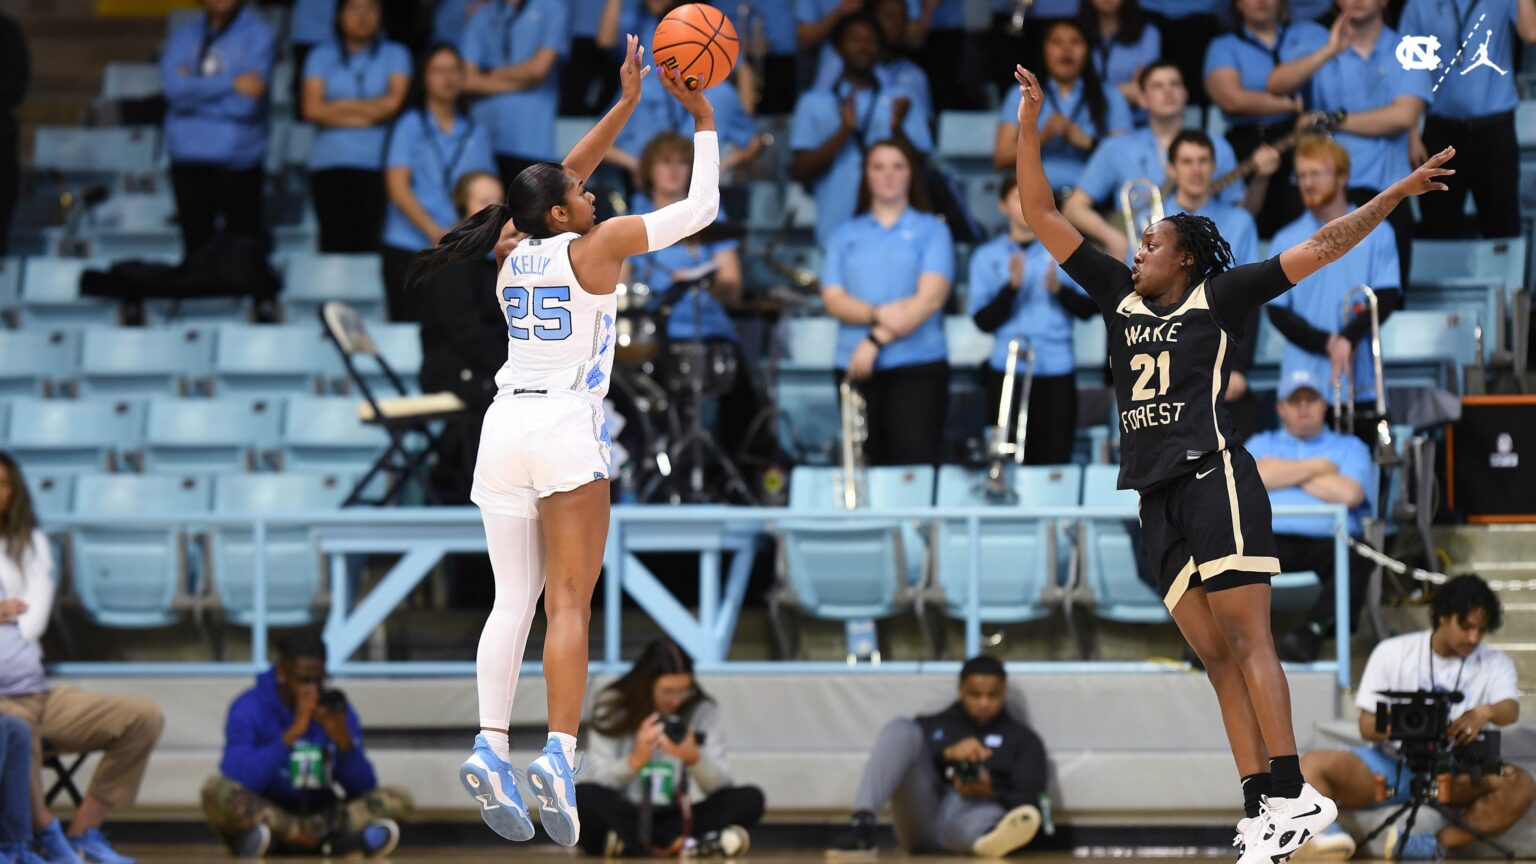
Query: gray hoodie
582 699 734 805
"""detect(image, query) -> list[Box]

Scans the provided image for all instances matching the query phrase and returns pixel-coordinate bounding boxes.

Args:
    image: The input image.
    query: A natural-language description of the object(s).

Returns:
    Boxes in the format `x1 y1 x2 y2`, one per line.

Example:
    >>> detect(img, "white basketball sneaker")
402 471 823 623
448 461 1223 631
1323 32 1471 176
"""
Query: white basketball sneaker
1233 816 1265 860
1238 783 1338 864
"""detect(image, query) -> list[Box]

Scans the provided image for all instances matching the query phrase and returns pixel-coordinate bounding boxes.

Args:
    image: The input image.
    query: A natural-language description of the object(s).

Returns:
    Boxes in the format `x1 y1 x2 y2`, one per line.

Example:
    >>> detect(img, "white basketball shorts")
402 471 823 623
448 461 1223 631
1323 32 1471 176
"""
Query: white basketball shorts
471 392 612 518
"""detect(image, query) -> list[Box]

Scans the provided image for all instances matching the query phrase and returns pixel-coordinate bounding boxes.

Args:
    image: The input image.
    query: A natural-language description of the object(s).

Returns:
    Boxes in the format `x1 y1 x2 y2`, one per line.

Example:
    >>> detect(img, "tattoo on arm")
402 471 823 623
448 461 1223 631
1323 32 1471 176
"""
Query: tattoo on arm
1302 193 1402 262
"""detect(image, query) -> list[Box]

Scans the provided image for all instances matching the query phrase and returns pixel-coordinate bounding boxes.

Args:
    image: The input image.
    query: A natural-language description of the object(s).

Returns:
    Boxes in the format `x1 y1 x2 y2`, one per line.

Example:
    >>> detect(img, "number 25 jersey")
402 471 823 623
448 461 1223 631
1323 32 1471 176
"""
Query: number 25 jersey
492 232 617 403
1062 241 1294 491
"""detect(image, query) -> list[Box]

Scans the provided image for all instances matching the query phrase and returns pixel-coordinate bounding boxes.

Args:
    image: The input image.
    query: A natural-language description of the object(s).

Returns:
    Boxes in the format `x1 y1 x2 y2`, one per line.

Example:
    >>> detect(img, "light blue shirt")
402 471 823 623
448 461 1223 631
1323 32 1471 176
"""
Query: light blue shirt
433 0 483 49
569 0 610 38
824 208 954 371
1140 0 1221 19
161 6 276 169
1203 22 1329 125
967 234 1088 376
1279 25 1434 192
1075 128 1243 207
1290 0 1335 20
462 0 569 160
1170 198 1260 265
613 72 757 156
1091 25 1162 95
790 81 935 246
303 40 413 171
1399 0 1520 118
629 192 739 344
998 79 1132 190
382 108 497 251
742 0 799 53
797 0 920 24
291 0 335 46
1268 208 1400 400
1246 426 1373 536
812 55 934 120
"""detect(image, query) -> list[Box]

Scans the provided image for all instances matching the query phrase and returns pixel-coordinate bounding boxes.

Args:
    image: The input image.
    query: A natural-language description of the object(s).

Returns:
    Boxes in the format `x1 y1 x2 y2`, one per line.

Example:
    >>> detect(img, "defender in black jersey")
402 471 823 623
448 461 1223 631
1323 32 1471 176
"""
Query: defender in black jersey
1010 65 1455 864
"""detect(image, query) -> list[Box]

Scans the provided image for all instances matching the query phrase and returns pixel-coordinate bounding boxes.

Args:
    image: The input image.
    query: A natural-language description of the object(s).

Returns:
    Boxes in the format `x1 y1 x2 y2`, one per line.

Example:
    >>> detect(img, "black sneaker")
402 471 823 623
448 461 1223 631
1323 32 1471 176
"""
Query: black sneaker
687 826 750 858
826 812 877 861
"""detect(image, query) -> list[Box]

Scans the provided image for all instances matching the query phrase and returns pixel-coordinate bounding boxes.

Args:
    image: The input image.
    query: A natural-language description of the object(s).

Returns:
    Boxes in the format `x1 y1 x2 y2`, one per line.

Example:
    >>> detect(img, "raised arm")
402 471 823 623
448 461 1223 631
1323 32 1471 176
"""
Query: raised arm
1267 16 1350 94
564 35 650 183
1276 147 1454 284
1012 67 1084 265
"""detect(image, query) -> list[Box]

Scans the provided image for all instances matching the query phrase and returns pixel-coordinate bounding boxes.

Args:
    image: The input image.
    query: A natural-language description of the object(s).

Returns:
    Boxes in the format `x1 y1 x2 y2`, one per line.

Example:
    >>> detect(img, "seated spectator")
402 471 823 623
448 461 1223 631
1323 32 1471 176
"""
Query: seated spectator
0 714 36 864
969 174 1095 465
161 0 276 260
992 19 1131 188
821 139 953 467
1078 0 1161 117
1247 367 1375 662
1296 575 1535 860
832 656 1047 858
1062 62 1244 261
201 632 412 858
0 452 164 864
791 12 933 246
0 7 25 258
1268 0 1431 283
988 0 1080 96
301 0 411 253
797 0 866 86
1202 0 1317 237
1161 130 1260 265
811 0 934 120
382 43 496 322
461 0 568 189
1265 136 1399 447
577 640 765 858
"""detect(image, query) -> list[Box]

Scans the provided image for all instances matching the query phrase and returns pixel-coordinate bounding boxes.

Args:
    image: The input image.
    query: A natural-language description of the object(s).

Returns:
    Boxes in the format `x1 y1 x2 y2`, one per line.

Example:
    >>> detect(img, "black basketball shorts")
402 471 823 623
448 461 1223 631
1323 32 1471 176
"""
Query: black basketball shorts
1137 446 1280 612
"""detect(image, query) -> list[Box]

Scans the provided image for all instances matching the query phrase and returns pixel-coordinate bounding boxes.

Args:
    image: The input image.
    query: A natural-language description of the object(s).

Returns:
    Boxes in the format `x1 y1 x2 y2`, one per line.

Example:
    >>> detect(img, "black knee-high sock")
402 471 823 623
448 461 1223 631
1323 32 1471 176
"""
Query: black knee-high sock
1241 773 1272 819
1270 755 1302 799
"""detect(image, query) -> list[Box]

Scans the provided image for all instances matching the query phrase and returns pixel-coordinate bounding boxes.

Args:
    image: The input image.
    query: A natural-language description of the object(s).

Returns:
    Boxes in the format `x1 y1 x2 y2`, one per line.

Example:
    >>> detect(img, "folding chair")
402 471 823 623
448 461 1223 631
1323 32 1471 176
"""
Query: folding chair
41 742 86 807
319 302 468 506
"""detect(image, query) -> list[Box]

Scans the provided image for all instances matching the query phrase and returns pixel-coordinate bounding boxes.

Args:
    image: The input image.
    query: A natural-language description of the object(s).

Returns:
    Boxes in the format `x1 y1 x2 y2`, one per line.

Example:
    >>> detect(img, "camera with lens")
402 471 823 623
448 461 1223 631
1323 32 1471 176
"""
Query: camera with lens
1376 690 1502 778
945 760 983 783
320 688 348 714
660 715 705 745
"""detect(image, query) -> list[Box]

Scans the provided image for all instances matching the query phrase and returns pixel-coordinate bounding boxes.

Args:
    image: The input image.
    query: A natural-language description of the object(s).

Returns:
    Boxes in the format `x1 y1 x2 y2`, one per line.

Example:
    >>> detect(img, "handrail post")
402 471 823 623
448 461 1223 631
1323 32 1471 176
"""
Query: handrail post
253 518 269 670
966 515 981 659
605 511 623 669
1334 506 1349 690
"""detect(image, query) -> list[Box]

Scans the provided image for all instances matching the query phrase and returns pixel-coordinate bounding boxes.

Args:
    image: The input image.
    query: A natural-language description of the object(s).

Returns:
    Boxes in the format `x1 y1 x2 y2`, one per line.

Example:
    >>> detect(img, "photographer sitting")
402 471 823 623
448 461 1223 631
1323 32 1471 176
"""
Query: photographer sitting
201 633 413 858
1298 575 1533 860
832 656 1047 859
577 640 764 858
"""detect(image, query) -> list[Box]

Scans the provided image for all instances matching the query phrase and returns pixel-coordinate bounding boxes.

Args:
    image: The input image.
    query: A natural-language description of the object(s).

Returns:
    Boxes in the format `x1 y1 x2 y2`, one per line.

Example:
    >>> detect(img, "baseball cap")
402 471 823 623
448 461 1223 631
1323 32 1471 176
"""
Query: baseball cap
1278 367 1325 401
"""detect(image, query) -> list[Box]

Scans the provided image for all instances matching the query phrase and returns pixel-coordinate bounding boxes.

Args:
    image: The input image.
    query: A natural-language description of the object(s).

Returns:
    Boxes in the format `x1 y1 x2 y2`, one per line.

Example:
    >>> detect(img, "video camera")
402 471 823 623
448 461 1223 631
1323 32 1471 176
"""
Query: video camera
944 760 984 784
1376 690 1502 779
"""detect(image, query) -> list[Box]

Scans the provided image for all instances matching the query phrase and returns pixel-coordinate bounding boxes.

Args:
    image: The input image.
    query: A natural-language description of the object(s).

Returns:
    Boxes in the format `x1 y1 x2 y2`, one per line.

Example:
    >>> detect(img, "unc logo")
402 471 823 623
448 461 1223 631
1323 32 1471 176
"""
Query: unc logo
1498 433 1513 453
1490 432 1519 468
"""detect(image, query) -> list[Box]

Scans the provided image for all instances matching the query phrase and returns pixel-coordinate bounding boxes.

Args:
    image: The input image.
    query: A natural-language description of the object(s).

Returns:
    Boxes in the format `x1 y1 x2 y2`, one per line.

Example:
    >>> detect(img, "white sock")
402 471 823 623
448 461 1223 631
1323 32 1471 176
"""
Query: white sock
481 730 511 762
548 731 578 766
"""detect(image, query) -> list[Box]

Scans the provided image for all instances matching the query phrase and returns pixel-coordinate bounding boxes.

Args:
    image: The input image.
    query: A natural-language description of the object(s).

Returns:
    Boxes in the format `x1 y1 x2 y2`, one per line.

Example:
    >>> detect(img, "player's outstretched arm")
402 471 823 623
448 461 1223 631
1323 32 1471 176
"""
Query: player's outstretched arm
1011 66 1084 266
564 34 650 183
1277 147 1453 285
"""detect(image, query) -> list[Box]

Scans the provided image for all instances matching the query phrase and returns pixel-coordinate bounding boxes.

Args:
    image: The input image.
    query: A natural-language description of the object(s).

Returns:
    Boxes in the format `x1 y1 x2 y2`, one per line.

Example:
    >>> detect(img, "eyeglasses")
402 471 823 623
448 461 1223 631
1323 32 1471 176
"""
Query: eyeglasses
655 686 695 701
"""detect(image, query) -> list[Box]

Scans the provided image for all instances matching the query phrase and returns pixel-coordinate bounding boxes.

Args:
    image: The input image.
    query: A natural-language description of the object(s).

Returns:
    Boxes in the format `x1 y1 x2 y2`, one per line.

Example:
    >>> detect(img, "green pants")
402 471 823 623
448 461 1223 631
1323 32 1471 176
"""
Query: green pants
201 776 414 851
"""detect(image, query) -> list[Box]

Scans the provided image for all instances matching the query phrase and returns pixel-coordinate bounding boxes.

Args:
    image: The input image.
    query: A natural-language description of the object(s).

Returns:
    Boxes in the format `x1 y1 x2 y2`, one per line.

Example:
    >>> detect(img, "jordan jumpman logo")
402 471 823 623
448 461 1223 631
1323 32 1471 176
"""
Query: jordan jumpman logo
1460 29 1507 75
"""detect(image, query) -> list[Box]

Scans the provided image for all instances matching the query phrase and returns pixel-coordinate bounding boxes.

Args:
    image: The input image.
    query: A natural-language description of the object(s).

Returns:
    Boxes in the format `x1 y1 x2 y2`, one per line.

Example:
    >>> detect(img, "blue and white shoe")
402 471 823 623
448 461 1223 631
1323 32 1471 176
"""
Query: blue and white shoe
459 734 535 842
527 739 581 847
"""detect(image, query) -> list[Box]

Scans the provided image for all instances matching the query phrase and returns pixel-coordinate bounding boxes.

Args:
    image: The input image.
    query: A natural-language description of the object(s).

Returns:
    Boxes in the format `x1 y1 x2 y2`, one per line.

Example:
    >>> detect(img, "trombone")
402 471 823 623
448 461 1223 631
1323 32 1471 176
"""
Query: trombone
1118 178 1164 258
982 337 1034 503
837 380 869 510
1331 285 1400 466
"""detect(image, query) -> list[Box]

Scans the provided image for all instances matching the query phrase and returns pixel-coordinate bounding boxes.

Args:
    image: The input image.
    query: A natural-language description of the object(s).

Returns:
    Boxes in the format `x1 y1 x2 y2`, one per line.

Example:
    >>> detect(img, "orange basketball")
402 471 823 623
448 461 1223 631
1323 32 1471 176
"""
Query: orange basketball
652 4 739 91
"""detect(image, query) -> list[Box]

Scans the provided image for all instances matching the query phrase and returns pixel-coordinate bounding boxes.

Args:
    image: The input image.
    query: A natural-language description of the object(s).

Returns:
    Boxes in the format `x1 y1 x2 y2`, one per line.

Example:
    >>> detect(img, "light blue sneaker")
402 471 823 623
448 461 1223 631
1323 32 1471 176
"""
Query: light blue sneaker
1398 833 1447 861
70 829 135 864
459 734 535 842
526 739 581 847
30 821 75 864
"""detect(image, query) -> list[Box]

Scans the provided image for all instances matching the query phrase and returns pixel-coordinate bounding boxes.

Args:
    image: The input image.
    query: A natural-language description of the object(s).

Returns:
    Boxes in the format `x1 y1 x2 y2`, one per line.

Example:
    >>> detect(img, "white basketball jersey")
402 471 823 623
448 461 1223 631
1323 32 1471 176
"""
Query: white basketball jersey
492 232 616 402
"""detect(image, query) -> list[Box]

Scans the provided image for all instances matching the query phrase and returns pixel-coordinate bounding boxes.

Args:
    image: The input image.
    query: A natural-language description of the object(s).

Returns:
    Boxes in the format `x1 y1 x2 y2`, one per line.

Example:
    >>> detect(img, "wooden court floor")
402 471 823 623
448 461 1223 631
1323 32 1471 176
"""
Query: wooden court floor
115 848 1536 862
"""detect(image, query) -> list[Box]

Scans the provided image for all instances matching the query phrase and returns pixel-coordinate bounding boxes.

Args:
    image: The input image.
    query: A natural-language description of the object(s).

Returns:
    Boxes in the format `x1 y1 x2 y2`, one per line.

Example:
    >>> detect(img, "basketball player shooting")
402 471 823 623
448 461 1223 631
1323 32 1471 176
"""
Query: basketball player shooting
1009 64 1453 864
405 35 721 848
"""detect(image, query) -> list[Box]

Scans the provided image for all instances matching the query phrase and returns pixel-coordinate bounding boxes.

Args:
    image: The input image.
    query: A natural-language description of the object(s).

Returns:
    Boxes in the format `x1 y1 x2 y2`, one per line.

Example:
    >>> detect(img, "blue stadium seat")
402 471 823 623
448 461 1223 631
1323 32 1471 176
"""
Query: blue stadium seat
936 111 997 170
23 473 72 523
279 396 390 473
0 329 79 398
70 473 209 628
4 397 144 474
1378 310 1479 388
343 322 423 395
20 258 117 326
777 317 840 459
930 464 1081 624
280 253 387 321
944 315 993 369
209 473 349 627
1410 238 1525 290
1072 317 1108 378
0 257 19 324
142 398 283 473
100 62 160 99
1079 463 1170 623
29 127 160 177
78 326 214 397
213 324 337 398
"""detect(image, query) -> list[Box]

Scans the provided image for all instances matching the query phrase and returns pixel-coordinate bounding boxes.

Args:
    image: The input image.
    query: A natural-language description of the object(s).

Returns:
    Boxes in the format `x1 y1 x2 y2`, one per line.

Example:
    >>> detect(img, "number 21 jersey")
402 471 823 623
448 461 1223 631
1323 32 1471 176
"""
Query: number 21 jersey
492 232 617 402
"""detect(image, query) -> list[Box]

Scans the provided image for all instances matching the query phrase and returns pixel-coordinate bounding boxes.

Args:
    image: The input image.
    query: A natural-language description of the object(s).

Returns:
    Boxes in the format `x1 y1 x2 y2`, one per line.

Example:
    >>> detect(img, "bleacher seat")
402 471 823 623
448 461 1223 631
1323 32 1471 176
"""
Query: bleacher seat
30 127 159 178
280 253 387 321
100 62 160 99
209 474 348 627
78 326 213 397
936 111 997 170
1079 463 1169 623
1072 317 1108 376
929 464 1081 625
1410 237 1525 290
4 397 144 474
343 322 423 395
279 396 389 473
777 317 840 459
70 473 208 628
0 329 79 397
141 398 282 473
20 258 117 326
0 257 19 323
212 324 337 397
24 473 72 522
555 116 594 162
1378 309 1479 388
944 315 993 368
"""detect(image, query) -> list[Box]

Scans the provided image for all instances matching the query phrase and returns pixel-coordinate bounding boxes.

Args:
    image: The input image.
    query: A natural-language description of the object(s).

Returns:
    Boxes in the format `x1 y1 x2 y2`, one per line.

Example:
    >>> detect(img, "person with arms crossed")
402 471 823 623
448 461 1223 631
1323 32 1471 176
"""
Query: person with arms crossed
460 0 569 189
406 39 720 850
1010 62 1454 863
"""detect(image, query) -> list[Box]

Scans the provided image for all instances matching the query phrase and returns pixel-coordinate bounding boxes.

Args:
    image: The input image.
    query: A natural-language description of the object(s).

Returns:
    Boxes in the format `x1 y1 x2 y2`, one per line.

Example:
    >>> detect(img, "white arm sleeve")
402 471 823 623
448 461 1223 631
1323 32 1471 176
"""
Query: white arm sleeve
640 131 720 252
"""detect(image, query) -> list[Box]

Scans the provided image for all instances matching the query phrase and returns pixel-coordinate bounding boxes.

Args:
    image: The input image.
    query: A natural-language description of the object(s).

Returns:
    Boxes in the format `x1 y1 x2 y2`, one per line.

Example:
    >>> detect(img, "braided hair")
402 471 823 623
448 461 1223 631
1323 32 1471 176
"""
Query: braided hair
1162 213 1235 289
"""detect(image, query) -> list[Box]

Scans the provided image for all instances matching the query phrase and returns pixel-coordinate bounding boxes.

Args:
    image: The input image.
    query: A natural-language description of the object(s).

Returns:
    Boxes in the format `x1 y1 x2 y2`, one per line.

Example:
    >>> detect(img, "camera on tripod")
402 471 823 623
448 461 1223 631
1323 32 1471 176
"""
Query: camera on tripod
1376 690 1502 779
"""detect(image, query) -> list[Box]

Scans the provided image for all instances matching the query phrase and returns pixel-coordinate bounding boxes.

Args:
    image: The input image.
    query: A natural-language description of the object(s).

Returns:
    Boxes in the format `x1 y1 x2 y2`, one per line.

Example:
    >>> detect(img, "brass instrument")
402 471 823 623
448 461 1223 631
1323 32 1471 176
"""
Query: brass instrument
837 380 869 510
1007 0 1033 34
1118 178 1164 257
737 2 769 112
763 211 819 291
1331 285 1399 466
983 338 1035 503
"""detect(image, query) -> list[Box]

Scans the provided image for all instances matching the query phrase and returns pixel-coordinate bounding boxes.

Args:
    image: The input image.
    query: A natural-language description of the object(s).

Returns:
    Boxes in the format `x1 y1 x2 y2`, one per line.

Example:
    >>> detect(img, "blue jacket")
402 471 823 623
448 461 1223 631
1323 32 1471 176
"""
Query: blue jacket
161 6 276 168
219 669 377 810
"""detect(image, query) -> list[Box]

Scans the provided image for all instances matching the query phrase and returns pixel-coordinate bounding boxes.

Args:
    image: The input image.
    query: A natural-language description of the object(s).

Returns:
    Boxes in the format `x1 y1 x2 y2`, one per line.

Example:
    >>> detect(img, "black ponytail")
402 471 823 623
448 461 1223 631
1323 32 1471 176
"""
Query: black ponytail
404 203 512 290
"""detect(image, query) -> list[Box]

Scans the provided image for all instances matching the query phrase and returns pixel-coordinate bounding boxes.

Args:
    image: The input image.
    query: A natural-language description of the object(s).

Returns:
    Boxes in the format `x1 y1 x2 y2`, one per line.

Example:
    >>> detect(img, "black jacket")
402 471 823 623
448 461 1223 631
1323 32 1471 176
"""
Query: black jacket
916 702 1048 810
418 258 506 411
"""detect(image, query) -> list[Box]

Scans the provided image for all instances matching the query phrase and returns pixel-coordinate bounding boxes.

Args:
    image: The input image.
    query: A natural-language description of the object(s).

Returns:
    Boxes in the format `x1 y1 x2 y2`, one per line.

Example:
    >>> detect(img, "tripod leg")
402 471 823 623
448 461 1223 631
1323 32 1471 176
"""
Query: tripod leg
1358 800 1417 850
